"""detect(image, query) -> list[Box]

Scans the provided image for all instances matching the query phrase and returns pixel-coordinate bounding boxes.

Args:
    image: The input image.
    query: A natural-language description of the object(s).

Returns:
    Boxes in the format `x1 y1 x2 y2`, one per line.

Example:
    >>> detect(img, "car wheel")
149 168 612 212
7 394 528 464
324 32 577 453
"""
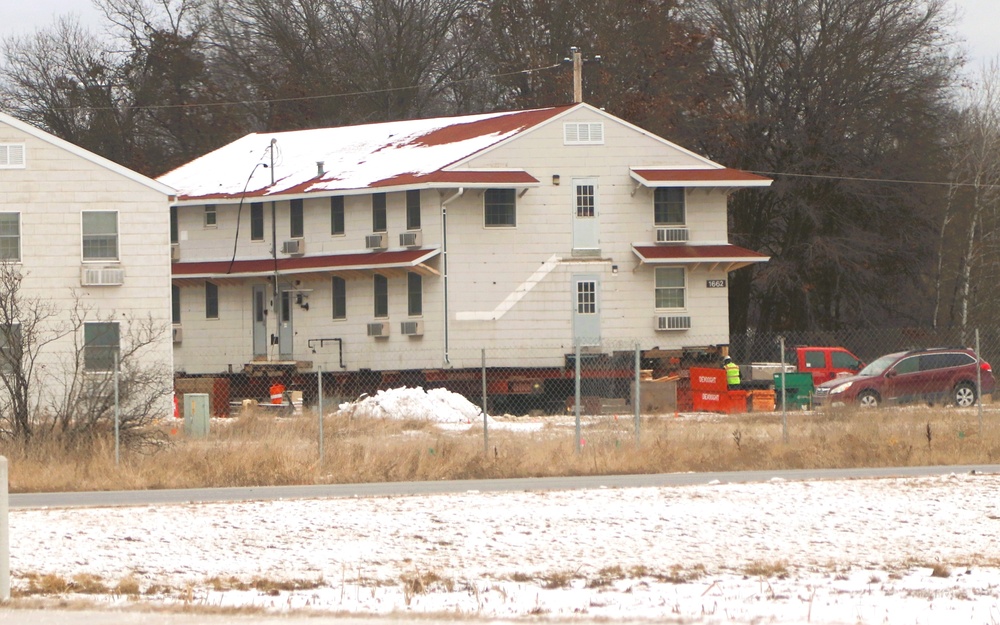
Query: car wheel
857 390 880 409
953 383 977 407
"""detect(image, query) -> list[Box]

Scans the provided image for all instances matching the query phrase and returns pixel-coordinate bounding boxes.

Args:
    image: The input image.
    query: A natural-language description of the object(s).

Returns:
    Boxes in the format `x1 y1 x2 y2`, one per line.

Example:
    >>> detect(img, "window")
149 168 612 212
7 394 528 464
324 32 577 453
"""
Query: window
170 207 178 244
654 188 685 225
893 356 919 375
250 203 264 241
204 205 217 228
577 280 597 314
83 322 119 371
406 190 421 230
172 284 181 324
0 323 21 370
804 351 825 369
290 199 304 238
563 122 604 145
82 211 119 261
407 272 422 316
831 351 861 369
576 184 595 218
484 189 516 227
0 143 25 169
332 276 346 319
205 282 219 319
372 193 387 232
330 197 345 235
654 267 685 309
0 213 20 261
373 274 388 318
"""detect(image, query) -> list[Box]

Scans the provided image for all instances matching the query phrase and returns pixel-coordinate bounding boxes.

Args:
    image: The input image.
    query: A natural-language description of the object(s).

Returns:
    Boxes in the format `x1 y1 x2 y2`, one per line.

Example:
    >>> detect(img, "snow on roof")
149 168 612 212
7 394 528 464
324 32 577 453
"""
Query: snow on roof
158 106 572 202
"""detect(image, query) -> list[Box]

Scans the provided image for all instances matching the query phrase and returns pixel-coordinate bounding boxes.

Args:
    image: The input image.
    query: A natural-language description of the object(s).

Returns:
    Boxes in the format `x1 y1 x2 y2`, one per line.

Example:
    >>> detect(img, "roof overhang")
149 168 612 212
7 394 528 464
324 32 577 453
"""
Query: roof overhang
170 170 540 206
632 244 769 272
172 248 441 284
630 168 772 188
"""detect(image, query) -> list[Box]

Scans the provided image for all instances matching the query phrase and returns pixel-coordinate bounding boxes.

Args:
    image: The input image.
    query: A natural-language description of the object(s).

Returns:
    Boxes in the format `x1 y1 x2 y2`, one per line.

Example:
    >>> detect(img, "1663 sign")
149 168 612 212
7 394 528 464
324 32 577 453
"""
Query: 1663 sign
706 279 727 288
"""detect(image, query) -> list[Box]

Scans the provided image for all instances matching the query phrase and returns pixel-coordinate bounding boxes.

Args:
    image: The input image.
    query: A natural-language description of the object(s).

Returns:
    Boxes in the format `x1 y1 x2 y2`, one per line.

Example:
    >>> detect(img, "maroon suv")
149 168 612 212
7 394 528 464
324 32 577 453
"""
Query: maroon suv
812 347 995 408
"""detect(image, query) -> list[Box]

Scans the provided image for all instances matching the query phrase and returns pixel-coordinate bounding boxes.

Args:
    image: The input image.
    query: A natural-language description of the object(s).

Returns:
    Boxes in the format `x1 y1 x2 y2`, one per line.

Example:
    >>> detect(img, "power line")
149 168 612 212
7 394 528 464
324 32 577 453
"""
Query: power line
44 62 565 114
751 169 1000 190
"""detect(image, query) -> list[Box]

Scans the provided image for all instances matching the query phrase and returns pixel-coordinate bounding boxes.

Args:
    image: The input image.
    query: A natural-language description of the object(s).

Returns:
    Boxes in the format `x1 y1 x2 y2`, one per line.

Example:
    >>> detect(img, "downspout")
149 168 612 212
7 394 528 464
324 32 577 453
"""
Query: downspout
441 188 465 366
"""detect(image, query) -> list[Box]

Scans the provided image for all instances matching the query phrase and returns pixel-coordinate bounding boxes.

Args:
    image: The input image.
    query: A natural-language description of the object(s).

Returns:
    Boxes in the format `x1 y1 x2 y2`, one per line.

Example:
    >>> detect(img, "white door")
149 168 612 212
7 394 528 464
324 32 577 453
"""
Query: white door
572 274 601 347
572 178 600 255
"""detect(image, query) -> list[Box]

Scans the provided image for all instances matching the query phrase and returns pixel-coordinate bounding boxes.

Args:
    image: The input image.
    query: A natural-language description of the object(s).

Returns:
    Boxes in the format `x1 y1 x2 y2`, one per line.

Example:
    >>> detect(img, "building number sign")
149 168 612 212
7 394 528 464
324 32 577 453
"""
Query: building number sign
706 279 727 288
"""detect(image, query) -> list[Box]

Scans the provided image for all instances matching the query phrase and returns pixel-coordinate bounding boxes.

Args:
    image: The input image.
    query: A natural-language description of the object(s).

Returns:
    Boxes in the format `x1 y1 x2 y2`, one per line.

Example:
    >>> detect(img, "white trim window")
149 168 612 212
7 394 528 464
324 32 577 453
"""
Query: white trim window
655 267 686 309
407 272 422 316
0 213 20 262
654 188 685 225
204 204 217 228
484 189 516 227
332 276 346 319
83 322 120 372
81 211 119 261
0 144 25 169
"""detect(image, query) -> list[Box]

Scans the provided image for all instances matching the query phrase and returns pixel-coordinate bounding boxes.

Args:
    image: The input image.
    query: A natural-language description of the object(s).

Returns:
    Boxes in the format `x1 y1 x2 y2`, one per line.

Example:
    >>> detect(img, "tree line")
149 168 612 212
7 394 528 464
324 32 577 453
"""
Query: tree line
0 0 994 338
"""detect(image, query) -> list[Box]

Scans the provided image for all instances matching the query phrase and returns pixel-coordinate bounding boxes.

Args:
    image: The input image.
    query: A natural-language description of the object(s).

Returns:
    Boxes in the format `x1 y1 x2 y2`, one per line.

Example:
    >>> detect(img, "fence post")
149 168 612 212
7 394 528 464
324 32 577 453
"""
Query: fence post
977 328 983 436
317 367 324 470
575 342 582 454
114 349 120 466
779 336 788 444
0 456 7 601
633 343 641 447
481 348 489 455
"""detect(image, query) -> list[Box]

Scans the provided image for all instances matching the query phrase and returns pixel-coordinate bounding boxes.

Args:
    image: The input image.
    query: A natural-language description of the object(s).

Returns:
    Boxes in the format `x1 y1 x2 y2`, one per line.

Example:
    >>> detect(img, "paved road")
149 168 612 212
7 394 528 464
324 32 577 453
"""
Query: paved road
11 464 1000 509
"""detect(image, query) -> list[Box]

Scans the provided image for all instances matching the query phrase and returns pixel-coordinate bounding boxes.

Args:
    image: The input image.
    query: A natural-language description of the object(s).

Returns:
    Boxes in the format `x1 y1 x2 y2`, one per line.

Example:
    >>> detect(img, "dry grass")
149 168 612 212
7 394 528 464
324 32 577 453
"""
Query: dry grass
3 404 1000 493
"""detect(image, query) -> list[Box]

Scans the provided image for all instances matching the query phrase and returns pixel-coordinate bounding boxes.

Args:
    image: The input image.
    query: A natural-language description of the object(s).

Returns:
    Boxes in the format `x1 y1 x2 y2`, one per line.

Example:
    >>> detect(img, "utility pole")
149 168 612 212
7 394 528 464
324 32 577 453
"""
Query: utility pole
572 47 583 104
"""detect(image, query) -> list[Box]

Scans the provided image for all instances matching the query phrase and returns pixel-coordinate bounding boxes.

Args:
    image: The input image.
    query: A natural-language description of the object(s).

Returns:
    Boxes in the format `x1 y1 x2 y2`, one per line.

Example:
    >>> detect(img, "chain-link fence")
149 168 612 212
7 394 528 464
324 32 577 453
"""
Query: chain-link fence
175 327 1000 423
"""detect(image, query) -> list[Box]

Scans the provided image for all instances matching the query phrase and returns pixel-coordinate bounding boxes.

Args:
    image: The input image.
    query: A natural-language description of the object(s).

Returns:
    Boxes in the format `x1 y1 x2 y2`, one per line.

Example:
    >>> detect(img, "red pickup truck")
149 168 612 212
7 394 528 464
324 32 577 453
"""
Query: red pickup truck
743 346 865 386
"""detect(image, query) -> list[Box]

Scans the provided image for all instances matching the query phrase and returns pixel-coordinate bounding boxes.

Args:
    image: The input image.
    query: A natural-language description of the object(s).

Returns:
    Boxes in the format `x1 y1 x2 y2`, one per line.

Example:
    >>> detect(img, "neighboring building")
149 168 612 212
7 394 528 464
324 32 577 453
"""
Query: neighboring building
0 111 175 410
159 103 769 395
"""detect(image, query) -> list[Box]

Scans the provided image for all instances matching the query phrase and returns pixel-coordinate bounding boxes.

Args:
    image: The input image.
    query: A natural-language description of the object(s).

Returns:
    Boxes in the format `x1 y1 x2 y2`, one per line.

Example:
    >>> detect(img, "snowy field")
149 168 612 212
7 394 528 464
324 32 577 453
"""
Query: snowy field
9 388 1000 623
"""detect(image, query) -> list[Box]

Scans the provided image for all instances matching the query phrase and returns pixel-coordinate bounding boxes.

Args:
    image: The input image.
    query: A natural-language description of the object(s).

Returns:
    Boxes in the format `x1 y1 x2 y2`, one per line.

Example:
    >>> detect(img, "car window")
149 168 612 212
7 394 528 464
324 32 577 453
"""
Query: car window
831 351 860 369
921 353 973 371
804 351 824 369
892 356 919 375
860 354 901 376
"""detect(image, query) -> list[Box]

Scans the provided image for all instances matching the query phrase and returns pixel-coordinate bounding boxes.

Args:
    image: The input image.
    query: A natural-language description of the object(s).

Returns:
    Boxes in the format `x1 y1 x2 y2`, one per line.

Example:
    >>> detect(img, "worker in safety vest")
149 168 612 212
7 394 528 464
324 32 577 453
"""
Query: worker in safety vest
723 356 741 390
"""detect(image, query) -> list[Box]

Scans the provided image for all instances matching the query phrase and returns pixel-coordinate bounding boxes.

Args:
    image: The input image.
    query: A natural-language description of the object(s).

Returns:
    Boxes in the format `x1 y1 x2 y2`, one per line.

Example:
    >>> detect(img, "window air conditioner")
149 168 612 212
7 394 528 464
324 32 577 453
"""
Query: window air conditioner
400 320 423 336
366 233 388 250
170 244 180 262
399 231 422 248
81 266 125 286
655 315 691 331
281 239 304 255
655 227 689 244
172 326 183 344
367 321 390 337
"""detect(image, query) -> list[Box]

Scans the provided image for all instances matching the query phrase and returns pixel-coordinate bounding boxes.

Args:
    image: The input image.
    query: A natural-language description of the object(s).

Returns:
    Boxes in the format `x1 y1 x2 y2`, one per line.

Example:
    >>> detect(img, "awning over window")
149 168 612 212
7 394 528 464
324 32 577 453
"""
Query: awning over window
630 168 771 188
172 248 441 284
632 244 769 272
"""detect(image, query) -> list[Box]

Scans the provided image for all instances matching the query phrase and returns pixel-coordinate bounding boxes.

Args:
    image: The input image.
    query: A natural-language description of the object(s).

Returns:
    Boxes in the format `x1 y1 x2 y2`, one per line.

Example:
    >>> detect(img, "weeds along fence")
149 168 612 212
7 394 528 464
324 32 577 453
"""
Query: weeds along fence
175 326 1000 421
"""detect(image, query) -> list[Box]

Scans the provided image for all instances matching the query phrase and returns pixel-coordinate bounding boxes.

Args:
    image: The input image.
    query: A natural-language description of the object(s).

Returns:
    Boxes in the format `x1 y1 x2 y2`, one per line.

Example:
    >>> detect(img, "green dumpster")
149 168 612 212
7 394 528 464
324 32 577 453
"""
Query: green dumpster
773 372 814 409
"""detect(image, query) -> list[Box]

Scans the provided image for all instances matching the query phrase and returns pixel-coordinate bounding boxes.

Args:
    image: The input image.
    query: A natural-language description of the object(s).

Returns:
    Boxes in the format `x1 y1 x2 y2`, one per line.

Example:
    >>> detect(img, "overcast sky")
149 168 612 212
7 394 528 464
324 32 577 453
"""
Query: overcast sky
0 0 997 71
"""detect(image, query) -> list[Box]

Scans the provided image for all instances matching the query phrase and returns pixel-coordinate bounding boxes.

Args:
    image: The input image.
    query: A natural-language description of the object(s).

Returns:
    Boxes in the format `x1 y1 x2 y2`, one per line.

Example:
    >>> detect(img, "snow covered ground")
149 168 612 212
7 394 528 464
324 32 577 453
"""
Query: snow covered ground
9 388 1000 623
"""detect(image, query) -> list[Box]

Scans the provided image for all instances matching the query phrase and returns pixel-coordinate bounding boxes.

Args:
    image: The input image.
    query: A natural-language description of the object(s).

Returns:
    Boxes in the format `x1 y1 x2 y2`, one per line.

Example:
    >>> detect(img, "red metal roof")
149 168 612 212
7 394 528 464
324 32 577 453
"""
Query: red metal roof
371 170 539 187
173 248 439 278
632 244 769 264
630 168 771 187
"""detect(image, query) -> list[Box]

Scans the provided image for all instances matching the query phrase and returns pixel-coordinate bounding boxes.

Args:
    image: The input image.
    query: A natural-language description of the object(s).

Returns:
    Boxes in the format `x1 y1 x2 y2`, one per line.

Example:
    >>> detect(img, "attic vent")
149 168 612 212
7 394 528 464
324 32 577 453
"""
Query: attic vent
563 122 604 145
0 144 26 169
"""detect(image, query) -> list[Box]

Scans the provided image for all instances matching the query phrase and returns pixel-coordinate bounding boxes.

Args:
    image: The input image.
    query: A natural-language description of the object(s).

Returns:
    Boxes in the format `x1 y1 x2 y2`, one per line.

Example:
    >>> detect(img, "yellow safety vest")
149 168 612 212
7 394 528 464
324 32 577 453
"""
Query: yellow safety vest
724 362 741 386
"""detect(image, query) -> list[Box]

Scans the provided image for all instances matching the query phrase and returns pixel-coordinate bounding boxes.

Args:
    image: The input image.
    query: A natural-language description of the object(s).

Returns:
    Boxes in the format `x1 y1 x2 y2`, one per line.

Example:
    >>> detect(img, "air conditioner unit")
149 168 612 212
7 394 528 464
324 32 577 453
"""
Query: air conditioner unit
367 321 390 337
400 320 424 336
170 244 180 262
366 233 388 250
655 315 691 331
172 326 183 344
655 227 689 244
399 231 422 248
81 266 125 286
281 239 305 255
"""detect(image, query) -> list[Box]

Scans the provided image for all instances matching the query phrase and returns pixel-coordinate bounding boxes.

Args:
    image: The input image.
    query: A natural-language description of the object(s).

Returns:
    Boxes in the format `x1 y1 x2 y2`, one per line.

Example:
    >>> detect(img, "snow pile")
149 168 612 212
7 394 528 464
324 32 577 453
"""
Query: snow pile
338 386 487 424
